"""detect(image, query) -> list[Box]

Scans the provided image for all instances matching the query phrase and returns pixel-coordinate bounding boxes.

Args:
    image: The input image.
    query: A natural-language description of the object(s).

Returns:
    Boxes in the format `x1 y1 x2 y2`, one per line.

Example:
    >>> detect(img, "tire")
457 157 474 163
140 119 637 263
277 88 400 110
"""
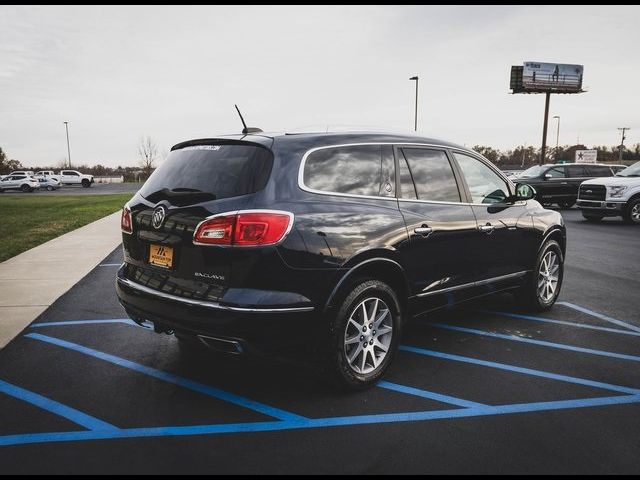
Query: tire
324 279 402 391
514 239 564 312
20 184 31 192
582 212 603 222
623 197 640 225
46 185 54 191
558 200 575 209
81 179 91 188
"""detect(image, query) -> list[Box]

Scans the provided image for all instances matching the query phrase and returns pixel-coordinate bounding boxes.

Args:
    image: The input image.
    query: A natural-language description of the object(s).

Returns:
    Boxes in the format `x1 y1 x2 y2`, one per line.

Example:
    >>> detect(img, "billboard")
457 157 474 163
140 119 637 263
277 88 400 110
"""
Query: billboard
575 150 597 164
522 62 583 92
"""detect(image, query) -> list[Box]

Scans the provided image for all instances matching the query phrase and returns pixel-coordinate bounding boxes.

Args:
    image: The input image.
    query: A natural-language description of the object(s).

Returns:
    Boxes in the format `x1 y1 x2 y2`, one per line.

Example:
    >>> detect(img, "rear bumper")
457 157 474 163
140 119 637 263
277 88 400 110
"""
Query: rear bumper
115 265 318 353
577 199 625 216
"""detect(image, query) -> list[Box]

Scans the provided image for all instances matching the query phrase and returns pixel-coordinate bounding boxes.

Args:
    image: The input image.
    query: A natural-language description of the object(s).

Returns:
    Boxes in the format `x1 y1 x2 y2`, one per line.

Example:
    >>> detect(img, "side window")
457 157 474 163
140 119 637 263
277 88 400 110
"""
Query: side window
567 165 587 177
401 148 461 202
454 153 510 204
61 171 69 176
398 154 417 199
585 165 608 176
546 167 566 178
303 145 395 197
70 172 80 176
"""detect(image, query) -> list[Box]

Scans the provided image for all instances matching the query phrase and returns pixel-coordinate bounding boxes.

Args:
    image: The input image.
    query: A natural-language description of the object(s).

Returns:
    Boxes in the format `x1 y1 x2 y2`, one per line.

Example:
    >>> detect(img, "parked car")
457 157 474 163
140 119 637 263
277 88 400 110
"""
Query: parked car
57 170 94 187
0 174 40 192
115 132 566 390
35 170 58 179
0 170 35 181
577 161 640 224
517 163 618 208
37 176 61 191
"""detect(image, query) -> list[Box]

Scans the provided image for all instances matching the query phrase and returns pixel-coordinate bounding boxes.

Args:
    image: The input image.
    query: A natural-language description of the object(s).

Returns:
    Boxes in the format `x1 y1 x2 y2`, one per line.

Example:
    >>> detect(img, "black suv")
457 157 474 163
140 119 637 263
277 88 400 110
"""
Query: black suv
116 132 566 389
517 163 617 208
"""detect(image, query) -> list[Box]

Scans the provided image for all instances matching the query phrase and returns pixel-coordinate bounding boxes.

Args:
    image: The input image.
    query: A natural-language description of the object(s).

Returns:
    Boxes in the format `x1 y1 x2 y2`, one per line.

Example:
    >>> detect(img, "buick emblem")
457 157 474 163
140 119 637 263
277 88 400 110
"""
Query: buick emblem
152 206 166 229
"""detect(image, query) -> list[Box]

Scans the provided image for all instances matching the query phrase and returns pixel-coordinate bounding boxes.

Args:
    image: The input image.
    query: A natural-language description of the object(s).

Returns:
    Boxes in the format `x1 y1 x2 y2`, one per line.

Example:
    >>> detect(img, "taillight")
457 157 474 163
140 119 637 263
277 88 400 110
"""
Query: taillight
194 210 293 246
121 206 133 234
194 214 236 245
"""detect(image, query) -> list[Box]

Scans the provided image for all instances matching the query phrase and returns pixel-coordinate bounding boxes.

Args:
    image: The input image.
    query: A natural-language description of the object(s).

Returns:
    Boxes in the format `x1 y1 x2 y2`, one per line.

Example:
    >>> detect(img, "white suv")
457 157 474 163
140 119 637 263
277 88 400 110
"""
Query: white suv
0 174 41 192
577 161 640 224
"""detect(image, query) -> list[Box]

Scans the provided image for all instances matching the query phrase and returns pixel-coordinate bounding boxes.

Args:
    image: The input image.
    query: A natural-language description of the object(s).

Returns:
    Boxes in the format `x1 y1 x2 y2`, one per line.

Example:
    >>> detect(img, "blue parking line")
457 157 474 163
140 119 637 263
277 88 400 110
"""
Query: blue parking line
431 323 640 363
0 379 117 432
2 394 639 447
31 319 137 328
377 381 487 408
24 333 306 422
399 345 640 395
556 302 640 334
482 310 640 338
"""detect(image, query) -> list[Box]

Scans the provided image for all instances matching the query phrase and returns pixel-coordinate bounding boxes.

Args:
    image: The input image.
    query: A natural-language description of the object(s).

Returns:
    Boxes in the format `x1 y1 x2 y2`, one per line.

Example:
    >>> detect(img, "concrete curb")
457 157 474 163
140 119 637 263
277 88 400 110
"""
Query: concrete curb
0 211 122 348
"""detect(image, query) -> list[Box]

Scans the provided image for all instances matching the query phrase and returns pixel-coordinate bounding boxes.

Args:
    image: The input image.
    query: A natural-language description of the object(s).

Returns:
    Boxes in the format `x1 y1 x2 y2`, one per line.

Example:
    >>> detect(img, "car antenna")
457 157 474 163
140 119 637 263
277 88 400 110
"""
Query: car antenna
234 105 263 135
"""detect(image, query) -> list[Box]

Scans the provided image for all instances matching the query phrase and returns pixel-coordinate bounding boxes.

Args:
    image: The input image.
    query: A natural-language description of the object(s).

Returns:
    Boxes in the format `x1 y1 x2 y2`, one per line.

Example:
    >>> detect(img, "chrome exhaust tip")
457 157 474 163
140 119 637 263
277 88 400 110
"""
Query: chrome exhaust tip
197 335 244 355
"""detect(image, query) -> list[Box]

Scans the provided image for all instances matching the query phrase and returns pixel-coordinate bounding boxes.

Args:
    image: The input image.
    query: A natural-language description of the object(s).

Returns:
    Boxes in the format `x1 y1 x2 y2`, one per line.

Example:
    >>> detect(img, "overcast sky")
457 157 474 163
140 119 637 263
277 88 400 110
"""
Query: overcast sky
1 5 639 168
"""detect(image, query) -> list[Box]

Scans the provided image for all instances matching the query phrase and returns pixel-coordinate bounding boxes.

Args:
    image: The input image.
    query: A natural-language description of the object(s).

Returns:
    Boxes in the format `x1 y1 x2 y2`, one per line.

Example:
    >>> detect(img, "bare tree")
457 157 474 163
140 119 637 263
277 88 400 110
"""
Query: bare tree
138 136 158 176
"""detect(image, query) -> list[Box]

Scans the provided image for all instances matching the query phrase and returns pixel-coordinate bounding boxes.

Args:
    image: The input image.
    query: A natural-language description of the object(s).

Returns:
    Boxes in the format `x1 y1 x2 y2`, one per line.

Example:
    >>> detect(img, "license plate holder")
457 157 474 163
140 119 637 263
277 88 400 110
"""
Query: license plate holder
148 244 174 269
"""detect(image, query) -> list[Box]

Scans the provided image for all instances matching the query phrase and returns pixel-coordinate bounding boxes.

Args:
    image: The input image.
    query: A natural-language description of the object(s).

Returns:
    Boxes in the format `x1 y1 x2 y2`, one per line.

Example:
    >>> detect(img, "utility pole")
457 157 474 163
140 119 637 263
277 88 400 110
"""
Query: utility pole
553 115 560 160
617 127 630 163
540 92 551 165
63 121 72 168
409 76 419 132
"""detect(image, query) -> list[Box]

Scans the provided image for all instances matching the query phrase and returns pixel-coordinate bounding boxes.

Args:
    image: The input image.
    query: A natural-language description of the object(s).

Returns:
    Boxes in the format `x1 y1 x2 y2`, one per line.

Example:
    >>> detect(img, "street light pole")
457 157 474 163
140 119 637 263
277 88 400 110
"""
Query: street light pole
553 115 560 160
409 76 419 132
617 127 630 163
63 121 71 168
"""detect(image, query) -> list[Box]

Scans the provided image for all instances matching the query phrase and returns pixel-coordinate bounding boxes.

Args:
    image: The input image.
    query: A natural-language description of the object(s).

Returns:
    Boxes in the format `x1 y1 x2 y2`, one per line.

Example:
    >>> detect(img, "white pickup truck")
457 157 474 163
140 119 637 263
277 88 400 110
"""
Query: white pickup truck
577 161 640 224
56 170 94 188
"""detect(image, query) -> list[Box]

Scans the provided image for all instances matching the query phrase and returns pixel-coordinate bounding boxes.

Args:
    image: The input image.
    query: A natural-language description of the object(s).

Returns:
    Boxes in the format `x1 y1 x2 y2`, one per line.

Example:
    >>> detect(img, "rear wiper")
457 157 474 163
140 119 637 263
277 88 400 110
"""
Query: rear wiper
167 188 216 199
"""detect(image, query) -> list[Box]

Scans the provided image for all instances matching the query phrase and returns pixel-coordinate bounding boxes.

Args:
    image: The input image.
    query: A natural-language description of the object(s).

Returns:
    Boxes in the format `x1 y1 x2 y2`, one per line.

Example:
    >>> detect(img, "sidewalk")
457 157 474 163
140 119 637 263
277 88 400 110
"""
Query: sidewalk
0 211 122 348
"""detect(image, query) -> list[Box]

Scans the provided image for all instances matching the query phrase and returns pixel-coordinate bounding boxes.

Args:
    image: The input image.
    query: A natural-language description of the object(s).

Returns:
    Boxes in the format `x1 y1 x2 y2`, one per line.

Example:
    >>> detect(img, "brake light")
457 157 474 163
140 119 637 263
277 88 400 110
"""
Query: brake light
194 211 293 246
121 206 133 234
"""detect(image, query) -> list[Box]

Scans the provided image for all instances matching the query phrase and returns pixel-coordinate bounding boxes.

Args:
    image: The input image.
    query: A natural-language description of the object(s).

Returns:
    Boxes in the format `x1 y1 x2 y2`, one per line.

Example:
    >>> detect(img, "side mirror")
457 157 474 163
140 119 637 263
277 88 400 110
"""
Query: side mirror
544 173 552 179
514 183 536 201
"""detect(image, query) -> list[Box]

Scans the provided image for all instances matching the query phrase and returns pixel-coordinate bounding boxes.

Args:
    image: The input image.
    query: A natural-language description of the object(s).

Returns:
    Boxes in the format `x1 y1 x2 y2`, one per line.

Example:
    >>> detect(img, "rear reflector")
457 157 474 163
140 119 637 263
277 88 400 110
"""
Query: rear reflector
121 206 133 234
194 210 293 246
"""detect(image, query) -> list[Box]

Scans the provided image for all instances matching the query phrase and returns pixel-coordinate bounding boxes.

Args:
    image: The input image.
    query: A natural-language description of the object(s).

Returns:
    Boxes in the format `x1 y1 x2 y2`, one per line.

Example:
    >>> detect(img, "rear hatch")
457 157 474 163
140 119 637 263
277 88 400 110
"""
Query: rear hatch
123 141 274 302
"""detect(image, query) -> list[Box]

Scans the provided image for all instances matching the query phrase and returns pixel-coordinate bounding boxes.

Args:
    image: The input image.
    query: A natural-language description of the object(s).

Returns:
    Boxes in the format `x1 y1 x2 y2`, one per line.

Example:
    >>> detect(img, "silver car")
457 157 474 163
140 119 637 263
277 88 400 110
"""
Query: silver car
0 174 41 192
37 176 61 191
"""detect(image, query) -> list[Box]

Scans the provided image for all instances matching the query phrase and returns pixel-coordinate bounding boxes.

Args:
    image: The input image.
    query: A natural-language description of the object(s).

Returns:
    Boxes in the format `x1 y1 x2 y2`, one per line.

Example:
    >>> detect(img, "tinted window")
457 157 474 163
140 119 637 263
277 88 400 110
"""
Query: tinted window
585 165 611 176
546 167 566 178
454 153 510 204
304 145 395 197
401 148 460 202
398 155 417 199
566 165 587 177
140 144 273 206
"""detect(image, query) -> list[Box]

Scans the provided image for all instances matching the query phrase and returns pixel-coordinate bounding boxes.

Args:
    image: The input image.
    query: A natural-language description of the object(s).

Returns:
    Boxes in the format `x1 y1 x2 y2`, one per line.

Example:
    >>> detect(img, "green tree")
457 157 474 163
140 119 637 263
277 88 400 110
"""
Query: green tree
0 147 23 175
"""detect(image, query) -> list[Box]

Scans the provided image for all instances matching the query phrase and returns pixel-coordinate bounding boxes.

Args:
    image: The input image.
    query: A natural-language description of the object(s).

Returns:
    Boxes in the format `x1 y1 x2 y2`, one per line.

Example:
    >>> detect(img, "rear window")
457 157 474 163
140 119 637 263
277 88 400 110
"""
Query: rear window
139 144 273 205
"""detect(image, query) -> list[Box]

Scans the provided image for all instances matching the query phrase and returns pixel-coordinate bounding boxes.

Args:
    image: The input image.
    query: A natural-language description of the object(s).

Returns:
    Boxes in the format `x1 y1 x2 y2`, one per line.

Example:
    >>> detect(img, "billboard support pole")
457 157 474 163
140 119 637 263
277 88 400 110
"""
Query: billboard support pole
540 92 550 165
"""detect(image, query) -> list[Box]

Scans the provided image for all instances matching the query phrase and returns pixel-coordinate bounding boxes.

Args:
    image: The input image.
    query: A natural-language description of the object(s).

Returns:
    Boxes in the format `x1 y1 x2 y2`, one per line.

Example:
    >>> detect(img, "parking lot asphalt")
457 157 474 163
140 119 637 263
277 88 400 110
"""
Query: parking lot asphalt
0 209 638 474
20 182 142 196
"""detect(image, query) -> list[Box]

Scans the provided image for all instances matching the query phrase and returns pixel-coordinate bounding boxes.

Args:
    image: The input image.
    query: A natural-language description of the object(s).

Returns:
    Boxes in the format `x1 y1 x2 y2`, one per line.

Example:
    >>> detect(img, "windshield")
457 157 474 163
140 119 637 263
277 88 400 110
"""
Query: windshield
139 144 273 206
518 165 546 178
616 161 640 177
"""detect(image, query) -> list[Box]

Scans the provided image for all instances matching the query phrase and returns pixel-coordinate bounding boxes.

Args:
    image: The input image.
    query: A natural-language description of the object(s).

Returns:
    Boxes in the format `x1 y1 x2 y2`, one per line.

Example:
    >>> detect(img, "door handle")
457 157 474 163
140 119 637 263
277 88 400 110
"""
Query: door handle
561 182 568 185
478 223 495 234
414 226 433 237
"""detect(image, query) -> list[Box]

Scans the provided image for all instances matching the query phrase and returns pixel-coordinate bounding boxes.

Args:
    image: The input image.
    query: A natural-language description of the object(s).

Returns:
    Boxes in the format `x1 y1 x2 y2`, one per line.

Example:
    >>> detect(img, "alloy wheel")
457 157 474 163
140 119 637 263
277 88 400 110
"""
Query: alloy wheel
343 297 393 375
537 251 560 302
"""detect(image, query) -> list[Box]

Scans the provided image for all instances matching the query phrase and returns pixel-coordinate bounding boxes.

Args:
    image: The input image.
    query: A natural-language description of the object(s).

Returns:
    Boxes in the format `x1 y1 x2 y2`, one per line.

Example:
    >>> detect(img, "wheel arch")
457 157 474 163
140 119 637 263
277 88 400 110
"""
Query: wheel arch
323 257 410 315
539 226 566 257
